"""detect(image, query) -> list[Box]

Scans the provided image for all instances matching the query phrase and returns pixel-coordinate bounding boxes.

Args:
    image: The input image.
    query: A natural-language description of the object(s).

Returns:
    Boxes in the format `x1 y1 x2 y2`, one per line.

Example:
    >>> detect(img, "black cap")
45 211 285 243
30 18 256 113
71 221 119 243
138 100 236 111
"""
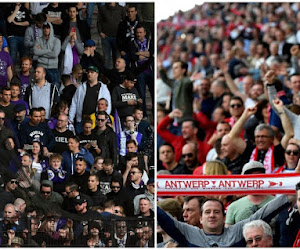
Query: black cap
124 71 137 82
14 104 26 113
73 195 87 205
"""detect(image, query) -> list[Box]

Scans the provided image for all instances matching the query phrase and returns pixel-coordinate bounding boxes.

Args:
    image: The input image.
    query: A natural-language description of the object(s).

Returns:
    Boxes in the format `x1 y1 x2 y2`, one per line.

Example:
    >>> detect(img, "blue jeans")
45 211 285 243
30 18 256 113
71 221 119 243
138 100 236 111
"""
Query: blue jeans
137 70 154 117
86 3 104 27
75 121 83 134
7 36 25 64
102 36 119 69
45 69 60 90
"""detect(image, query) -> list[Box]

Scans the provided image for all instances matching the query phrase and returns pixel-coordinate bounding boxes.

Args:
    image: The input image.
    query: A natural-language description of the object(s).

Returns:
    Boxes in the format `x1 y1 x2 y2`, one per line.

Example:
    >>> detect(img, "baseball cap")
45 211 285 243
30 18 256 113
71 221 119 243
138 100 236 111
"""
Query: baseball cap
42 22 50 28
242 161 266 175
124 71 137 82
14 104 26 113
87 65 99 74
84 39 95 47
73 195 87 205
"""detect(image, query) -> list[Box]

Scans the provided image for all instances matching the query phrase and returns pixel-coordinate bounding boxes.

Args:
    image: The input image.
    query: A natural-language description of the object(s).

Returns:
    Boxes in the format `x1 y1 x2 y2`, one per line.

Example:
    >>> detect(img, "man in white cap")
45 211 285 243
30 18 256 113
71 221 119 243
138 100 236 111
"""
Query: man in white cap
225 161 274 227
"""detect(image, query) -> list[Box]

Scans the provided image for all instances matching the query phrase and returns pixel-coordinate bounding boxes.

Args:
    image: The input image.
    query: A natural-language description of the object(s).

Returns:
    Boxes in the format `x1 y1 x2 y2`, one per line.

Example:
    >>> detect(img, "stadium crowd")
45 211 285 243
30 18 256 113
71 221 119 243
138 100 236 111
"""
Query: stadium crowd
0 2 154 247
157 2 300 248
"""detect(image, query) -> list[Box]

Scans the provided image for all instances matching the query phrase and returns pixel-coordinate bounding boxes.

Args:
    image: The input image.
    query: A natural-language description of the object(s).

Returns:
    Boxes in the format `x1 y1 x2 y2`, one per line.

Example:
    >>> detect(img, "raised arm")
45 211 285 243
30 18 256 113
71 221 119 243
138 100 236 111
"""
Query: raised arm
227 106 257 154
272 98 294 149
220 60 246 102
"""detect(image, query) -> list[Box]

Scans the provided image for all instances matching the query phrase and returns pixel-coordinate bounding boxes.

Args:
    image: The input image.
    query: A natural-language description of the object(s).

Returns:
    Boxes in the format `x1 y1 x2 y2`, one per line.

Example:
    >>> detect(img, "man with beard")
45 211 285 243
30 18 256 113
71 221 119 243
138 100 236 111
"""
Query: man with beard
11 57 35 99
68 157 90 194
172 143 199 174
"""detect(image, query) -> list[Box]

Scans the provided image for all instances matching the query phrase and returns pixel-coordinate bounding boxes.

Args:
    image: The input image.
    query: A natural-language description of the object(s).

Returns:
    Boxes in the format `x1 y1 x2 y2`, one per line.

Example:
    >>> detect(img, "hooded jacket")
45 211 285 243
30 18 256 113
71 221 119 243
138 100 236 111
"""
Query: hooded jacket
33 22 61 69
61 147 94 176
69 81 111 123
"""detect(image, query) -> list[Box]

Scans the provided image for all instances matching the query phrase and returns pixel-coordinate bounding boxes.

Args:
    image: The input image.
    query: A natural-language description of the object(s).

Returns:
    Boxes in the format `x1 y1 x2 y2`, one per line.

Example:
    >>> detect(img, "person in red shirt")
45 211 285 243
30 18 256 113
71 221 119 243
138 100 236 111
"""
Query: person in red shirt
157 108 211 165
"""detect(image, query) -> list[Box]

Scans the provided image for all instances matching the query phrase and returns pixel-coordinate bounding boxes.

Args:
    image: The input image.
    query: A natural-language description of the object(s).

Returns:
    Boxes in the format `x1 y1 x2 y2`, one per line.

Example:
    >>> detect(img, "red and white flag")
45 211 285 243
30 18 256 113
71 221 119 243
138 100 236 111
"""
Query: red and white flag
157 173 300 196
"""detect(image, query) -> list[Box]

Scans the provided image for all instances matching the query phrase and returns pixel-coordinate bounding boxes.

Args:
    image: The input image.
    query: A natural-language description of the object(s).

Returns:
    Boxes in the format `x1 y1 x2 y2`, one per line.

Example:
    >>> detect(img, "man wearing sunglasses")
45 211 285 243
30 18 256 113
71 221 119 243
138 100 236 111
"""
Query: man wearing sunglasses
93 111 117 167
172 143 199 175
39 180 63 206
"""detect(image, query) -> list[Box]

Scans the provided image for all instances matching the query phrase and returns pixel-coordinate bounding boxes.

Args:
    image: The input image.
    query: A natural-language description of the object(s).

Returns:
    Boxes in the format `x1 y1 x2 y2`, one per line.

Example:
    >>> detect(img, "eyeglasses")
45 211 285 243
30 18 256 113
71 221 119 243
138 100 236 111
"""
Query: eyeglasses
246 235 264 246
130 171 140 175
285 150 299 156
114 210 120 214
111 186 121 189
58 119 67 122
10 180 19 185
0 117 5 120
97 118 106 122
41 191 51 194
230 104 242 108
182 153 193 158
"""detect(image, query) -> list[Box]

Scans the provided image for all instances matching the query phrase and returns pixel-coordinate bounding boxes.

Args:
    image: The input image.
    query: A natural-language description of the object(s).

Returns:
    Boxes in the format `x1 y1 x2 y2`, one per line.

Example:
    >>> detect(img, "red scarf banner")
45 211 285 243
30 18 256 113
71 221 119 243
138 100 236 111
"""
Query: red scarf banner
157 173 300 196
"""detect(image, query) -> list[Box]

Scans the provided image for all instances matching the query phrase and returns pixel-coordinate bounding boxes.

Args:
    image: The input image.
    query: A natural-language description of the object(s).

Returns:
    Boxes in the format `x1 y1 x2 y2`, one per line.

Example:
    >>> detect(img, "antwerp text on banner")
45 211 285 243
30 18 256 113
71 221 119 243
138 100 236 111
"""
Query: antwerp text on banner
157 173 300 196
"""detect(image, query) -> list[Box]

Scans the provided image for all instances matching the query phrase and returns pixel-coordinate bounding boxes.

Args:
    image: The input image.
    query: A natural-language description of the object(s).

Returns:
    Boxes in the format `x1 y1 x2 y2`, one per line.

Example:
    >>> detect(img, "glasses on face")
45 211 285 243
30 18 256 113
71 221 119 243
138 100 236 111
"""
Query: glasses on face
230 104 242 108
182 153 193 158
114 210 120 214
285 150 299 156
66 190 74 195
97 118 106 122
130 171 140 175
0 117 5 120
255 135 270 139
111 186 121 189
246 235 264 246
75 156 84 161
10 180 19 185
41 191 51 195
58 119 67 122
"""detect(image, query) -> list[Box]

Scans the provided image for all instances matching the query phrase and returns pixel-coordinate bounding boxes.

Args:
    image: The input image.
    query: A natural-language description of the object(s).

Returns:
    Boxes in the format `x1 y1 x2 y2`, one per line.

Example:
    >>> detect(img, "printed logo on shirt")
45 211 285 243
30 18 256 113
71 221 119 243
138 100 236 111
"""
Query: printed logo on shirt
15 11 26 21
121 93 136 102
0 60 7 76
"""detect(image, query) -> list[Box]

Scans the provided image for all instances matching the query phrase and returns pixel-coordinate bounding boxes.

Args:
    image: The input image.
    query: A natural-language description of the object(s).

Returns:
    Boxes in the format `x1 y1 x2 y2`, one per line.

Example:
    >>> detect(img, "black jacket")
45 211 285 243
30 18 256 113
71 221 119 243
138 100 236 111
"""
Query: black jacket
93 126 118 167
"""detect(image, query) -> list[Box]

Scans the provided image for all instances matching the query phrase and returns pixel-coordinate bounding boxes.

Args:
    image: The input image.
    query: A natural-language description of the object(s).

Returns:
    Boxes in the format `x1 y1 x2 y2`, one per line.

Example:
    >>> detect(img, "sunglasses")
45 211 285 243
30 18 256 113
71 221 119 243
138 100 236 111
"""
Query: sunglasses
10 180 19 185
182 153 193 158
0 117 5 120
97 118 106 122
41 191 51 194
114 210 120 214
111 186 121 189
230 104 242 108
130 171 140 175
285 150 299 156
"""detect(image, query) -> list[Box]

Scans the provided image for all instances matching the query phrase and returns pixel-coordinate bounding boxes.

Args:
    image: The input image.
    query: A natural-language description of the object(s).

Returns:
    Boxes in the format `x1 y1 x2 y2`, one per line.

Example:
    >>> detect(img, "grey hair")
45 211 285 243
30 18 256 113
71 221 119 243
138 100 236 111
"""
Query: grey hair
254 124 275 138
242 220 273 240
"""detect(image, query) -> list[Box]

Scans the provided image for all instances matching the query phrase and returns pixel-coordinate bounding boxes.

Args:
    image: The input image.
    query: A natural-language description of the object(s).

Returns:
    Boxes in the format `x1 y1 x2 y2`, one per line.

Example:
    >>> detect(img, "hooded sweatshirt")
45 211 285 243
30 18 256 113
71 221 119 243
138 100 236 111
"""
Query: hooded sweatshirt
33 22 61 69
